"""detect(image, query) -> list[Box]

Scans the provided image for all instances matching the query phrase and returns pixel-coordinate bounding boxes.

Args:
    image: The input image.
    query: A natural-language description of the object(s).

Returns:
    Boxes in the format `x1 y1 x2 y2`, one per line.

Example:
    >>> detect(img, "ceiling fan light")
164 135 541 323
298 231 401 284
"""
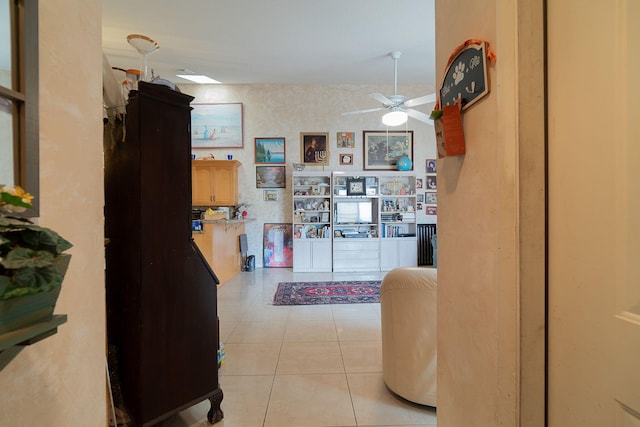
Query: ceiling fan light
382 110 408 126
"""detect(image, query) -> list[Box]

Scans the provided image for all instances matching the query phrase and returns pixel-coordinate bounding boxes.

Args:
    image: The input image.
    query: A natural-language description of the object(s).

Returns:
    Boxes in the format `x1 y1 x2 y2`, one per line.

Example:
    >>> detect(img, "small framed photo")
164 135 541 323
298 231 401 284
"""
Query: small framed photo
256 165 286 188
363 130 413 170
337 132 355 148
263 190 279 201
426 206 438 216
191 103 244 148
255 137 285 164
301 132 329 164
416 178 423 189
426 159 437 173
417 194 424 203
346 177 366 196
340 153 353 165
426 175 437 190
425 192 438 204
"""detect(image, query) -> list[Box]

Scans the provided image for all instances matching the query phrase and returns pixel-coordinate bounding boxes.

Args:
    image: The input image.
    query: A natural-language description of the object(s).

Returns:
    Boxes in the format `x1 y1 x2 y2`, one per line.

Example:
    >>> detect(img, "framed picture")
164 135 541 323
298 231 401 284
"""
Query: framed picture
426 206 438 216
340 153 353 165
425 192 438 204
426 175 437 190
417 194 424 203
255 137 286 164
346 177 366 196
363 130 413 170
263 190 279 201
263 223 293 268
416 178 423 189
191 103 244 148
337 132 355 148
300 132 329 164
426 159 437 173
256 165 286 188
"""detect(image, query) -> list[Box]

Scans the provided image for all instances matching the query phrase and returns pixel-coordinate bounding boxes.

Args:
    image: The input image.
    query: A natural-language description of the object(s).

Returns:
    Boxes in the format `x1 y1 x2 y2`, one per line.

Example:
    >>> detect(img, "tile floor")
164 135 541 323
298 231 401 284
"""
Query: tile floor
161 268 437 427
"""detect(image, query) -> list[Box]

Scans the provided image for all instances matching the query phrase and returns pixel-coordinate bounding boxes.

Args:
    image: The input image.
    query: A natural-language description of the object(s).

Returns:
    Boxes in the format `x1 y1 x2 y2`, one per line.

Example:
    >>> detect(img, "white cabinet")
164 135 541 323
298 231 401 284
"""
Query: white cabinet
291 171 418 272
333 239 380 272
293 239 332 272
292 172 332 272
380 239 418 271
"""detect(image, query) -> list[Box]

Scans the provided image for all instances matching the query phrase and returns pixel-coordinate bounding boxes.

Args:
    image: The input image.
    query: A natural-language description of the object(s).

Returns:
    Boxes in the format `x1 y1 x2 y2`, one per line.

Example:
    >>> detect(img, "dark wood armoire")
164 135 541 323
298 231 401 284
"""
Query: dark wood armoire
104 82 223 426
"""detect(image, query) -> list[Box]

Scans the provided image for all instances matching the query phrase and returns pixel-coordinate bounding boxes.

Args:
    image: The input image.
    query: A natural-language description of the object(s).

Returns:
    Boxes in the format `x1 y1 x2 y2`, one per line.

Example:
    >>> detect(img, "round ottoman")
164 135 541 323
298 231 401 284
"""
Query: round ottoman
380 267 437 407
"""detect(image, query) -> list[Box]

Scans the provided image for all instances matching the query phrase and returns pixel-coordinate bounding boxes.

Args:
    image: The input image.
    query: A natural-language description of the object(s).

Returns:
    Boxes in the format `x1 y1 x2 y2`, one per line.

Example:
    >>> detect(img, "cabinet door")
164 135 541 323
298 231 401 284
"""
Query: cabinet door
192 164 215 205
211 166 237 206
311 239 332 271
293 240 313 271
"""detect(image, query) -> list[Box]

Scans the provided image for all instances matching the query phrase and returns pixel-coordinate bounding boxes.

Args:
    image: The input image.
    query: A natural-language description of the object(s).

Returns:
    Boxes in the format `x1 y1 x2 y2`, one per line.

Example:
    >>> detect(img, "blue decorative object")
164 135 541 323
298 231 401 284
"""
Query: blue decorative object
396 156 412 171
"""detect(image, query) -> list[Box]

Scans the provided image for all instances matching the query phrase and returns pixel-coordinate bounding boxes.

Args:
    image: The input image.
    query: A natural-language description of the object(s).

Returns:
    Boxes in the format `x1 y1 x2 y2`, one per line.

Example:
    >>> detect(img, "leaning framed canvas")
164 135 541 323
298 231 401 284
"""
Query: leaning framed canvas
191 103 244 148
256 165 286 188
263 223 293 268
255 137 286 164
363 130 413 170
300 132 329 165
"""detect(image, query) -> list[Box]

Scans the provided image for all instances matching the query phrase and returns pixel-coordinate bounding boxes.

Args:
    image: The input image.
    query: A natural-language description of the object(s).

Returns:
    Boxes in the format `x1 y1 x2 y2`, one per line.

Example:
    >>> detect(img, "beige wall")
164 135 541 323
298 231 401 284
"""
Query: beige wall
435 0 545 426
0 0 107 425
181 83 438 266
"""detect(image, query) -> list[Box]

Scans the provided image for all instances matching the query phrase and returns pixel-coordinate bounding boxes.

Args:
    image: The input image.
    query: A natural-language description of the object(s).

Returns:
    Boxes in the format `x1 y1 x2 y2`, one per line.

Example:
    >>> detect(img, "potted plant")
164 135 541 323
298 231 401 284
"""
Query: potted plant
0 185 73 333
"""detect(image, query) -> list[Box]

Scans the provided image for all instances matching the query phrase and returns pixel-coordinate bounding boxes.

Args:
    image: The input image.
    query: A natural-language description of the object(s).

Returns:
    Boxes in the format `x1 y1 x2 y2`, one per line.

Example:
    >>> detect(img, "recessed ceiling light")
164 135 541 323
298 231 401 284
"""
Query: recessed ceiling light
176 70 221 84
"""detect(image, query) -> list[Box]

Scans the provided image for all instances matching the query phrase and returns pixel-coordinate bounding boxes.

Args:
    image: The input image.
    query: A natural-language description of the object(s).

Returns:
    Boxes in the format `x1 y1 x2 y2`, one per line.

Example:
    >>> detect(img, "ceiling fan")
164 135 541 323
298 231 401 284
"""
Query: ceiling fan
343 51 436 126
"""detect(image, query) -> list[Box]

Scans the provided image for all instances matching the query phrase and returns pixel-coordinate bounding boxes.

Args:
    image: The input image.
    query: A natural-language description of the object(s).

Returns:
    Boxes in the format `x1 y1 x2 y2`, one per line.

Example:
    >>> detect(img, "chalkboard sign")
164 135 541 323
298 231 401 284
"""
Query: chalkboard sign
439 42 489 111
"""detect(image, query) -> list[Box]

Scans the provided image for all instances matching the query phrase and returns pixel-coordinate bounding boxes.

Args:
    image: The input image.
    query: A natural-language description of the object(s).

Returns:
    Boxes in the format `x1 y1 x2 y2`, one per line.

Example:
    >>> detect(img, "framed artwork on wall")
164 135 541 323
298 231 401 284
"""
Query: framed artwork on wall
337 132 355 148
263 190 279 201
426 175 437 190
256 165 286 188
339 153 353 165
363 130 413 170
255 137 286 164
300 132 329 164
426 159 437 173
263 223 293 268
191 103 244 148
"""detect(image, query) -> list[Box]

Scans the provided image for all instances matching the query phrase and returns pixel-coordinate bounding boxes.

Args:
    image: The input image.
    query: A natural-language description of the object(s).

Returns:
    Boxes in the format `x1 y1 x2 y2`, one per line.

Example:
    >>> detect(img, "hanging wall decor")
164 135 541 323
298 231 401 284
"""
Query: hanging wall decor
438 40 496 111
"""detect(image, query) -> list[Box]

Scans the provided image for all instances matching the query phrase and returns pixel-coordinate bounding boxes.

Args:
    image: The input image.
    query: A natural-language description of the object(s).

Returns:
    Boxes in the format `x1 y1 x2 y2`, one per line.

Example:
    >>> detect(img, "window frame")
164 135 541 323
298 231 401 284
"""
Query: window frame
0 0 39 216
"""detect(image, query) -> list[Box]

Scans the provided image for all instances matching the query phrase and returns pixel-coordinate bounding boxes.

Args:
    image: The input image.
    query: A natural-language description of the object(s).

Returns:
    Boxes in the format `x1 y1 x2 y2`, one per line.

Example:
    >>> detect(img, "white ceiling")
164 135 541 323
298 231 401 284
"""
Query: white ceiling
102 0 436 86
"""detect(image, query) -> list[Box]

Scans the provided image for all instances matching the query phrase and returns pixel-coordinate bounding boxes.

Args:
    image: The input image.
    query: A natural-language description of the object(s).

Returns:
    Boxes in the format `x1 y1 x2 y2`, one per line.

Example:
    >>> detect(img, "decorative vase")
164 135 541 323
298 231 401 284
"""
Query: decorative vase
0 254 71 334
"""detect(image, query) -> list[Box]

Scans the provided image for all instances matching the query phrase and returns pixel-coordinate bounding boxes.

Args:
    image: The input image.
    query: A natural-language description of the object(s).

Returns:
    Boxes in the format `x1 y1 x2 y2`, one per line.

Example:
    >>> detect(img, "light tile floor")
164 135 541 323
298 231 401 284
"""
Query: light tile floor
160 268 437 427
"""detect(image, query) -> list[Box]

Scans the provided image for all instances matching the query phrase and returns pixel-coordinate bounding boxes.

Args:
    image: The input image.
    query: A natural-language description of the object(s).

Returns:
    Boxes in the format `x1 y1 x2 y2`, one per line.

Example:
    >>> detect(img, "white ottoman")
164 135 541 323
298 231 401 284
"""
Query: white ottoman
380 267 437 407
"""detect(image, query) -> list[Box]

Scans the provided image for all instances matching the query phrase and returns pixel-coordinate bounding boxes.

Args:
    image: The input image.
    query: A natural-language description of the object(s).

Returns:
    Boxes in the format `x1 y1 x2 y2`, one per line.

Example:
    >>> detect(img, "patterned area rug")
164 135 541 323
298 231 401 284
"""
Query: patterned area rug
272 280 381 305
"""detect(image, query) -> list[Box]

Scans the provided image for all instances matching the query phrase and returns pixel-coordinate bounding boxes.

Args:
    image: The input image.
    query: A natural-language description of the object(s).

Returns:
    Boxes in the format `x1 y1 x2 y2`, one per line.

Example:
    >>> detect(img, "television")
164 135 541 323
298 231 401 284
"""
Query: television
335 200 373 224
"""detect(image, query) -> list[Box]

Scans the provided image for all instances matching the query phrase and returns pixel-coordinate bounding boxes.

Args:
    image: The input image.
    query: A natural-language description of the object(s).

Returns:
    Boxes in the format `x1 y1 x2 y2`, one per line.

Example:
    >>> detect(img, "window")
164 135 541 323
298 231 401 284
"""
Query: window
0 0 39 215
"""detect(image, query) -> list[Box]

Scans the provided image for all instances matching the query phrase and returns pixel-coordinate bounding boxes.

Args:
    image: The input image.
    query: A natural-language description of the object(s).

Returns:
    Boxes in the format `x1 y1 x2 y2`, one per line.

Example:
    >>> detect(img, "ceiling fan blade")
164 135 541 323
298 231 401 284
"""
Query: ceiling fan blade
342 107 386 116
406 108 434 125
404 93 437 107
369 92 394 106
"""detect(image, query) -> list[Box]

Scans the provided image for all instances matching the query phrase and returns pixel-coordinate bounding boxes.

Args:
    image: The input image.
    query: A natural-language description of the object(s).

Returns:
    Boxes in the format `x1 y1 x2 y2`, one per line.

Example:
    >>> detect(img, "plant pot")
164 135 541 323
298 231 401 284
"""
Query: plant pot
0 254 71 334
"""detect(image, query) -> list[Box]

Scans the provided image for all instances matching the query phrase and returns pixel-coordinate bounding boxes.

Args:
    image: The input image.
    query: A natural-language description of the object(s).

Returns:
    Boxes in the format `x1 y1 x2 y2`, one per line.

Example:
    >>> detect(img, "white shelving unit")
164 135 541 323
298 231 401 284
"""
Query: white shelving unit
292 171 418 272
378 173 418 271
292 172 332 272
332 171 381 272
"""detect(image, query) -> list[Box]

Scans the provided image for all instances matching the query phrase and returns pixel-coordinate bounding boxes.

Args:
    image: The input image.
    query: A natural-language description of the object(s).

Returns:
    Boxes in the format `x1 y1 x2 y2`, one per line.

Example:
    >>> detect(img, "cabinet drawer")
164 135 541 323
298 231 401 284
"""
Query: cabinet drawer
333 240 379 252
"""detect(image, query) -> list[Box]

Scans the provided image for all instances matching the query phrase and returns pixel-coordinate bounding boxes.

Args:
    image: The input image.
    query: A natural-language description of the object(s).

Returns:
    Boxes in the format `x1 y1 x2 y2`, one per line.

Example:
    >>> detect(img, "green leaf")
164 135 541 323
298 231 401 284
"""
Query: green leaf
429 110 443 120
0 192 32 208
11 265 61 290
0 275 8 298
1 248 56 269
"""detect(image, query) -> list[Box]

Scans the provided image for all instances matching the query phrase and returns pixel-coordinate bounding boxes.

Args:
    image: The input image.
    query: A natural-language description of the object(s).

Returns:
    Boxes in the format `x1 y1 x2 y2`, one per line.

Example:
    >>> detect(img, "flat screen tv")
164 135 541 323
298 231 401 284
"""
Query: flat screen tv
335 200 373 224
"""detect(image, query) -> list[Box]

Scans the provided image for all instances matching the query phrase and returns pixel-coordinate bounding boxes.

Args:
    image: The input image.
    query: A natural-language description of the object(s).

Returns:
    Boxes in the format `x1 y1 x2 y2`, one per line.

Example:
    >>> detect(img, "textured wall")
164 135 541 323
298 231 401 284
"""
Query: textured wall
0 0 107 425
181 83 438 267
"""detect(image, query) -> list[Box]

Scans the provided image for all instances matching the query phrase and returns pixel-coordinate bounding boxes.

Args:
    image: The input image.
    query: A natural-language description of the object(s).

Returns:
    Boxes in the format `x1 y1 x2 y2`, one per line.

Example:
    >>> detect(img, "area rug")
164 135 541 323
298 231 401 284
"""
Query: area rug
272 280 381 305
